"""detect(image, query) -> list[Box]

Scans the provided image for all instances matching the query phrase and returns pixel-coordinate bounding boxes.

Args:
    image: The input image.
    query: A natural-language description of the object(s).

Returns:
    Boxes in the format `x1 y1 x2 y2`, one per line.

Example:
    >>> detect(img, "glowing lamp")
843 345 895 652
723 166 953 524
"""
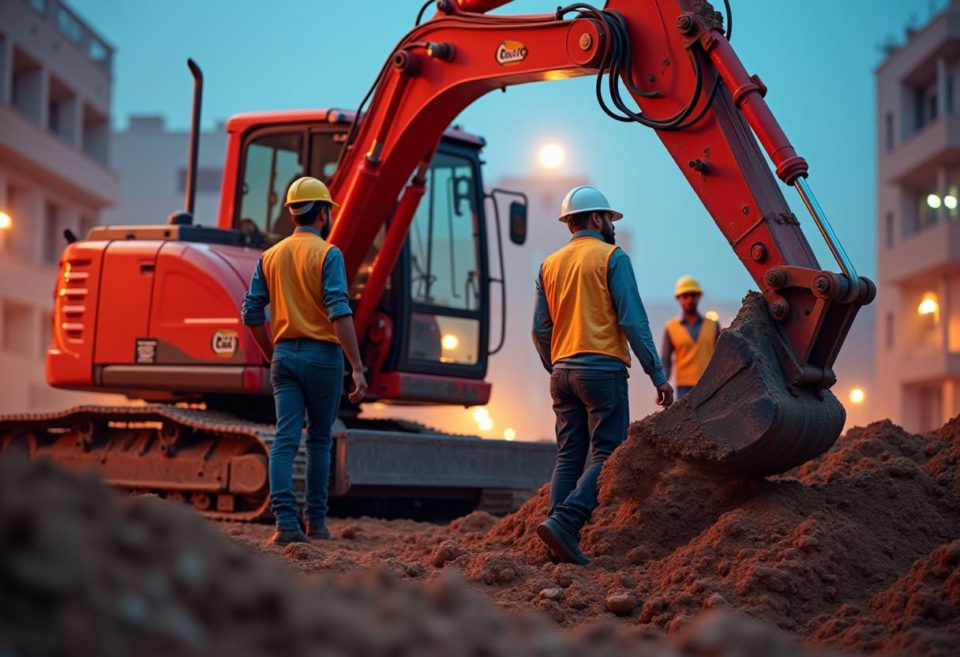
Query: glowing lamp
705 310 720 322
472 407 490 423
849 387 866 404
946 195 958 210
918 292 939 316
0 211 11 230
477 417 493 432
927 194 942 209
538 143 565 169
503 427 517 441
441 333 459 351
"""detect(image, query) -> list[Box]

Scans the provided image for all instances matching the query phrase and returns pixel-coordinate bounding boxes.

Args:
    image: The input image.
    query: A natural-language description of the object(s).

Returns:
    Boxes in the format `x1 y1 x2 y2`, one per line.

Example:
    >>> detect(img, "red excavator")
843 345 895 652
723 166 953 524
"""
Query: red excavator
0 0 873 518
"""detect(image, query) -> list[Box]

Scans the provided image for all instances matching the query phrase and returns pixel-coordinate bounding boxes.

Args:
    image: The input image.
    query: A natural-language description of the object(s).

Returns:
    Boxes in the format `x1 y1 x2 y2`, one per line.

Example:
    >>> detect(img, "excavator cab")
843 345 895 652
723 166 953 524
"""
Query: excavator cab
230 115 516 406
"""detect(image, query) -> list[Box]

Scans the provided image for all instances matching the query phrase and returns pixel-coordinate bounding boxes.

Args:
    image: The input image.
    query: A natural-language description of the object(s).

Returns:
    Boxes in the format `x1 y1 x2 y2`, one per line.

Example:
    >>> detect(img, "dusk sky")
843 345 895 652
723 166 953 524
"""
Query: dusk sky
72 0 939 303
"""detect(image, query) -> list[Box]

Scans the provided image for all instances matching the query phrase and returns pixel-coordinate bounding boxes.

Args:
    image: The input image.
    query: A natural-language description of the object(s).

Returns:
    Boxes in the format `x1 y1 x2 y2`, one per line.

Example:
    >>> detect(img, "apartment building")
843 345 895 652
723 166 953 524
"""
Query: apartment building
875 0 960 432
0 0 120 412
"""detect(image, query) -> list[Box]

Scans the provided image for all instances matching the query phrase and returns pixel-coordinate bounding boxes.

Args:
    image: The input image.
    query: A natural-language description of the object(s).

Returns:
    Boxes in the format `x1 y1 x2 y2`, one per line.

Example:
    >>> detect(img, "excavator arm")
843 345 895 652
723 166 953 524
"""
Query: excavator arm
328 0 874 474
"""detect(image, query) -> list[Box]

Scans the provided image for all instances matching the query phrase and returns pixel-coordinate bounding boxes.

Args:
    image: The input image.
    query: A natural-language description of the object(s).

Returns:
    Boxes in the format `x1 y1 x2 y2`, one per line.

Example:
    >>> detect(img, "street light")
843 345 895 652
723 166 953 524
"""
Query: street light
538 143 565 169
849 387 866 404
503 427 517 441
927 194 942 209
918 292 939 317
441 333 459 351
0 211 11 231
705 310 720 322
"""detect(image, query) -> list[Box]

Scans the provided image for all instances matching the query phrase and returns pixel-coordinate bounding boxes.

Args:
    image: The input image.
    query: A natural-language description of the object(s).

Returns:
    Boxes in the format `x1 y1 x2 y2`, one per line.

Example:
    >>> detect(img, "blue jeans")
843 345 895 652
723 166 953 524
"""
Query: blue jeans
677 385 694 399
548 368 629 535
270 338 344 531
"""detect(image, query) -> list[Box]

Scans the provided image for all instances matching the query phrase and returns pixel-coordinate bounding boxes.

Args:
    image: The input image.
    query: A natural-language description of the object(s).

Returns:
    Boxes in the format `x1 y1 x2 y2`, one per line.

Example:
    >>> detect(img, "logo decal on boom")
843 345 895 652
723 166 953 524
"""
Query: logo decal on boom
212 329 239 357
496 40 528 66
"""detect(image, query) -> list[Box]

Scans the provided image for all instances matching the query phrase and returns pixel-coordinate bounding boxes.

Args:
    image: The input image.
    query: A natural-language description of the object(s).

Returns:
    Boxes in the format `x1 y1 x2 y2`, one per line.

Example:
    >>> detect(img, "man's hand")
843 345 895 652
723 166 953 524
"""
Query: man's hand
348 369 368 404
655 382 674 408
249 324 274 363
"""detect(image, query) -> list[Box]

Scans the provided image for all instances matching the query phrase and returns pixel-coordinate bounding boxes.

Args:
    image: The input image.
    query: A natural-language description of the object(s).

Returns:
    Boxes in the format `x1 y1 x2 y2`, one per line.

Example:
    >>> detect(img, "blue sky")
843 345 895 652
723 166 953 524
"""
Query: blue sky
73 0 940 302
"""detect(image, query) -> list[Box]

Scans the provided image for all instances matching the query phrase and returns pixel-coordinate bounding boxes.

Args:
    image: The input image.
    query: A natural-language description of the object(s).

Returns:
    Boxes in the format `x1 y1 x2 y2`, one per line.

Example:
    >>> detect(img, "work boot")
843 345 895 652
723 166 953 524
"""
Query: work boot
305 521 331 540
536 518 589 565
266 528 309 546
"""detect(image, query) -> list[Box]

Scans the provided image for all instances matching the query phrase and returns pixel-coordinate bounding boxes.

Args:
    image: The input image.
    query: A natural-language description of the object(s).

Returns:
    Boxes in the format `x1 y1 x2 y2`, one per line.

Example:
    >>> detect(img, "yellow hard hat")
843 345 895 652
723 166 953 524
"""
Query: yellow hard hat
285 176 341 210
675 275 703 297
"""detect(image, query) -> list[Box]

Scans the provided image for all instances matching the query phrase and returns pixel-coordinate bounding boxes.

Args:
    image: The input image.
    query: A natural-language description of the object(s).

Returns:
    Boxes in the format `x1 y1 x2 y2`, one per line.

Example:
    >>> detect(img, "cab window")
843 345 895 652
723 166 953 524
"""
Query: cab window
236 131 303 247
407 151 483 366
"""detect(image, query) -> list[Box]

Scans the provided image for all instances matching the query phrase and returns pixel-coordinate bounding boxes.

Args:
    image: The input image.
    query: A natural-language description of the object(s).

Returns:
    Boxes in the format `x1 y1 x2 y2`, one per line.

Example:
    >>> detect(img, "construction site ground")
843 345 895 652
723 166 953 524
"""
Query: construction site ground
4 411 960 656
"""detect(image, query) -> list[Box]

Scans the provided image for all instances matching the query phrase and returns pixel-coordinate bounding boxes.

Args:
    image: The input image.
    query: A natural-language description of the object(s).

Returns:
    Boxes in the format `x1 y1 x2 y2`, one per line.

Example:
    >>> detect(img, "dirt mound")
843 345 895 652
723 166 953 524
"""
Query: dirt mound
1 454 838 657
814 539 960 656
419 412 960 655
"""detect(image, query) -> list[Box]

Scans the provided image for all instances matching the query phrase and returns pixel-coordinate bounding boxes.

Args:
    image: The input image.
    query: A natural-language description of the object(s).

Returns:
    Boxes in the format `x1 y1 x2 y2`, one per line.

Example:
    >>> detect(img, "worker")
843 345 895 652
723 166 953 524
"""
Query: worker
532 186 673 565
242 176 367 546
660 276 719 399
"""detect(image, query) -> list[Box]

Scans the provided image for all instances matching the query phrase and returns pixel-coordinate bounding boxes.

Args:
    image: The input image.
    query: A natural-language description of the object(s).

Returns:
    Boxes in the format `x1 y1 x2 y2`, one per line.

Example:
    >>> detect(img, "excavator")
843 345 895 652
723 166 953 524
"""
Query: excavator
0 0 874 519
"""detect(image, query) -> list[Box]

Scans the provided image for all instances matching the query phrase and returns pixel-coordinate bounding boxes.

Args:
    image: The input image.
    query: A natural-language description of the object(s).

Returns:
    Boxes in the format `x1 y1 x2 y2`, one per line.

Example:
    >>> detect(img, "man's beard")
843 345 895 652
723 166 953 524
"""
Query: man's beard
601 225 616 245
320 221 331 240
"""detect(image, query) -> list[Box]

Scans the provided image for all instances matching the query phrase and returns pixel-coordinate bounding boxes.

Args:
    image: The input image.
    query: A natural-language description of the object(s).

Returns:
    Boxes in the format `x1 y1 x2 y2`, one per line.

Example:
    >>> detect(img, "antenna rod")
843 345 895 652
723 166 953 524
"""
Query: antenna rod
185 58 203 219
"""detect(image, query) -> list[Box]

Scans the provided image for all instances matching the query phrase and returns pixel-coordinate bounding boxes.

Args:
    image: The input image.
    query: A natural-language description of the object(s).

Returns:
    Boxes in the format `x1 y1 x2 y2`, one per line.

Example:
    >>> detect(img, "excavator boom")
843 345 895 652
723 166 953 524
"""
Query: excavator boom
326 0 873 473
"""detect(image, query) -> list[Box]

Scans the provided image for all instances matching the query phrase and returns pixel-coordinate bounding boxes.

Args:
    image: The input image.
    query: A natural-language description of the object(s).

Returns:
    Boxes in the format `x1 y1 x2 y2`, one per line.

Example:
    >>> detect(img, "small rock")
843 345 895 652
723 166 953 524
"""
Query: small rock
539 587 564 601
605 591 637 616
625 546 650 565
340 525 360 540
703 592 729 609
282 542 323 561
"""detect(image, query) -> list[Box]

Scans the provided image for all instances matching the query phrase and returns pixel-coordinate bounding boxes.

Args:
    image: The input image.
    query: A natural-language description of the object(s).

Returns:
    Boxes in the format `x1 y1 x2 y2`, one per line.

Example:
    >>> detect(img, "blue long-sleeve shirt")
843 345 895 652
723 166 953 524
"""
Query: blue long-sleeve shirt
532 230 667 387
241 226 352 328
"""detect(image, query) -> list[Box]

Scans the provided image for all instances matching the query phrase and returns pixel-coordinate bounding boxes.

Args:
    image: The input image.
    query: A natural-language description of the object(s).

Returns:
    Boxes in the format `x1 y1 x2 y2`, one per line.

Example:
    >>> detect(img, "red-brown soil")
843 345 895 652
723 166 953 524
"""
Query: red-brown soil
217 417 960 656
0 454 837 657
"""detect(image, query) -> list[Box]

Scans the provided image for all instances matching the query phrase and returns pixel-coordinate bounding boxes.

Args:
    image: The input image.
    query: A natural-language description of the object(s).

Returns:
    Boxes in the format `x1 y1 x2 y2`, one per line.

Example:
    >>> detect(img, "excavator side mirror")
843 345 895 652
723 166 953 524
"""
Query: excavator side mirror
508 200 527 246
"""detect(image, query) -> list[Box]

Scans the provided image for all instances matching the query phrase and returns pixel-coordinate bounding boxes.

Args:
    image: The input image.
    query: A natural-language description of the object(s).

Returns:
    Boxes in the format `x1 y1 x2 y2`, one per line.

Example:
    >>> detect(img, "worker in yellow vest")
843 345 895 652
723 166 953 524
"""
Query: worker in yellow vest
660 276 719 399
532 186 673 565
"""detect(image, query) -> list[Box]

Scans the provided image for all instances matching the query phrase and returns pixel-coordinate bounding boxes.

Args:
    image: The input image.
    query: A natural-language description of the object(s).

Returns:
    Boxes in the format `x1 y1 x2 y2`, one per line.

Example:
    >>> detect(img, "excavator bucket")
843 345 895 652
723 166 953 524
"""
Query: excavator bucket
649 292 846 476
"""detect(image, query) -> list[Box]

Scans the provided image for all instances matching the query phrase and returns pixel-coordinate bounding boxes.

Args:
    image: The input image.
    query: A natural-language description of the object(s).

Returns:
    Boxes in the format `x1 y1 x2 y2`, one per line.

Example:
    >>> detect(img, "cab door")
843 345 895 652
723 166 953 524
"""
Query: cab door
392 146 490 382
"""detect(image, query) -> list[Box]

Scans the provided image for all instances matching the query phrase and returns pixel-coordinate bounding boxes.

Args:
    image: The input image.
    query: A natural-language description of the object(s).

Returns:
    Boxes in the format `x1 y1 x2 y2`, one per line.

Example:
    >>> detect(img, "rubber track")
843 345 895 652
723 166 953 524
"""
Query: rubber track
0 404 285 522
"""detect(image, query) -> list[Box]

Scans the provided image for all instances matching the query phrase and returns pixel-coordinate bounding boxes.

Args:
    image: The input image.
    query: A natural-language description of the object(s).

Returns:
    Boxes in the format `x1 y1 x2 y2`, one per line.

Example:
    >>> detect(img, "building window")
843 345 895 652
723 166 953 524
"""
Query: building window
913 82 939 132
43 201 60 264
885 312 894 349
81 103 109 164
885 113 894 151
56 7 83 45
47 75 77 144
177 167 223 194
2 300 33 357
885 212 894 247
11 47 42 124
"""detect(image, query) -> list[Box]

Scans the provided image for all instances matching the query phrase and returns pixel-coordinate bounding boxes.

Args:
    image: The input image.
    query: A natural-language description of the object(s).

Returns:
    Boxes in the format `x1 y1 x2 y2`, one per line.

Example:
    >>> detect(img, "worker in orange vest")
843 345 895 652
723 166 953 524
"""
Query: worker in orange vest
533 186 673 565
660 276 719 399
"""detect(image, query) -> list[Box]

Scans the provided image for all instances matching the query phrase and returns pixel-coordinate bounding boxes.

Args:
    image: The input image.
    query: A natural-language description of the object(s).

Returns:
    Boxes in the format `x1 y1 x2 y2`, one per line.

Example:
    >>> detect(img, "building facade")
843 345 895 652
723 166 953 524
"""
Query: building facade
876 0 960 432
0 0 121 412
105 116 228 226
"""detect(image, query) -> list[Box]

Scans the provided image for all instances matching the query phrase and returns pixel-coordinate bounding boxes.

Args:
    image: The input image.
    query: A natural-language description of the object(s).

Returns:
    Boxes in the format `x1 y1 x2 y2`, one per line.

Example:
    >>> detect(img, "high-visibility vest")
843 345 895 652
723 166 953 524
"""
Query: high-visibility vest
261 231 340 344
665 316 717 386
541 237 630 366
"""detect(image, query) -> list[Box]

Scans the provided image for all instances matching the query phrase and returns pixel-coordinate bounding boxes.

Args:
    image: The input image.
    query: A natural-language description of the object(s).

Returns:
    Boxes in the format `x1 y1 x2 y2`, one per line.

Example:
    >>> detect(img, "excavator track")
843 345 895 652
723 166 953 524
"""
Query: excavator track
0 405 276 521
0 405 557 521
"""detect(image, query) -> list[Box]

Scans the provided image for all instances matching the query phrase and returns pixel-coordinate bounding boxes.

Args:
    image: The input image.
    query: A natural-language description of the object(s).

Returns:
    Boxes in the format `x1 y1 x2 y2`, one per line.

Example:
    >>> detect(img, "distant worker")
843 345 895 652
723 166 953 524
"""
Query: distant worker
660 276 719 399
242 176 367 546
532 186 673 565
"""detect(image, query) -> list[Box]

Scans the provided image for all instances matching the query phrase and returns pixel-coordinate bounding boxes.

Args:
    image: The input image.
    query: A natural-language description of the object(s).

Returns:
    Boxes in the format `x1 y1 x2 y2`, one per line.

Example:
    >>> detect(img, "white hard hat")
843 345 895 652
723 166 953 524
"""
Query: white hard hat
558 186 623 222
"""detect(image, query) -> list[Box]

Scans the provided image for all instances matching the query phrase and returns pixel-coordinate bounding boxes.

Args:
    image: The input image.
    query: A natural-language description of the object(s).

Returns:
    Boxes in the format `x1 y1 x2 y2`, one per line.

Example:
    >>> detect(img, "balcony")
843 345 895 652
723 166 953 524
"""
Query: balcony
882 115 960 187
0 103 117 206
880 217 960 284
